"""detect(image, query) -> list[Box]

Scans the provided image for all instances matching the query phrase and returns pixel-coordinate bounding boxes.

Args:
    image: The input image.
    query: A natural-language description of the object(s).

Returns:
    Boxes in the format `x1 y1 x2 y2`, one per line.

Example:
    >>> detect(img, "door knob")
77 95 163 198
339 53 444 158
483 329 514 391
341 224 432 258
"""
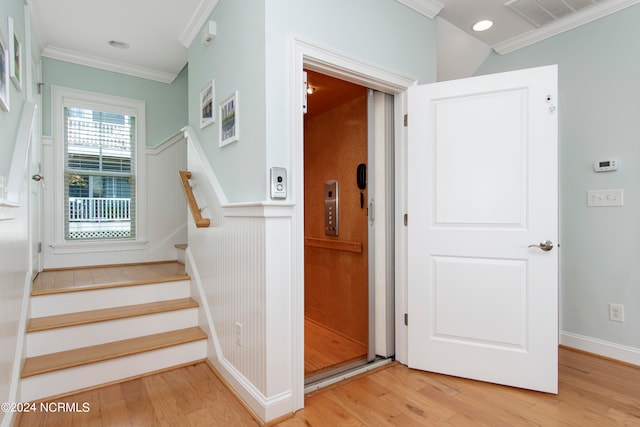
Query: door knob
528 240 553 251
31 174 43 182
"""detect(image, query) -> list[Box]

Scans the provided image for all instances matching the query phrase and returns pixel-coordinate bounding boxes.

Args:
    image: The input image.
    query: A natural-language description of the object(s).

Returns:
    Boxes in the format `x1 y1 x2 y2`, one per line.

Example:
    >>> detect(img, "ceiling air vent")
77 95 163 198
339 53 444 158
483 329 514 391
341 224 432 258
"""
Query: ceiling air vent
505 0 600 27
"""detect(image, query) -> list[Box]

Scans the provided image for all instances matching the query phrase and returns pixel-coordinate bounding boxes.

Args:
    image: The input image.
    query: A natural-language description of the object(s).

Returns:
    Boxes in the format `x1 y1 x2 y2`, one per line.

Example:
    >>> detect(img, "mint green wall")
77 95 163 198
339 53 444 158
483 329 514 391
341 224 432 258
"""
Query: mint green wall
264 0 436 184
188 0 266 202
42 58 188 146
0 0 26 177
188 0 436 203
476 5 640 350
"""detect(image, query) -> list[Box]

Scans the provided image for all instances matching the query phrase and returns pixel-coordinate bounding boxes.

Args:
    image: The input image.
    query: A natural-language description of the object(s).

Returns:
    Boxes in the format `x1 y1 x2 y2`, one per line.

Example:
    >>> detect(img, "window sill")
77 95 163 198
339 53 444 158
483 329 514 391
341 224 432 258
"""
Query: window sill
49 239 148 255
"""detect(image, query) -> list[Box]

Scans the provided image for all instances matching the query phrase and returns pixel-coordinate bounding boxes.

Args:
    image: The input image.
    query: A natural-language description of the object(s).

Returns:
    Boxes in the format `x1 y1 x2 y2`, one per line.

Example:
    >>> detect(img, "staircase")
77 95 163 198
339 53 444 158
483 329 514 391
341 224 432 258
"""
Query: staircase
20 261 207 402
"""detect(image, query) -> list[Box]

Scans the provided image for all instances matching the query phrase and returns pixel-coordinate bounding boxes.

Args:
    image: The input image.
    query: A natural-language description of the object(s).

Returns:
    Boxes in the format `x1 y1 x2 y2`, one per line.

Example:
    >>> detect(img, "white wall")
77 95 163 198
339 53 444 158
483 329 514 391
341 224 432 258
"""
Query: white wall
476 4 640 364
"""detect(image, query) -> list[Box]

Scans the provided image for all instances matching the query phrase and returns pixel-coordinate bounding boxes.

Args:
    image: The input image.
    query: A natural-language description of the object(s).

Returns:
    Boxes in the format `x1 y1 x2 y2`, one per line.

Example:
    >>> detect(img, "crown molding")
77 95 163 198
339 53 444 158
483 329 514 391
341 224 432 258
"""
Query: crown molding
493 0 640 54
179 0 220 49
41 46 177 84
396 0 444 19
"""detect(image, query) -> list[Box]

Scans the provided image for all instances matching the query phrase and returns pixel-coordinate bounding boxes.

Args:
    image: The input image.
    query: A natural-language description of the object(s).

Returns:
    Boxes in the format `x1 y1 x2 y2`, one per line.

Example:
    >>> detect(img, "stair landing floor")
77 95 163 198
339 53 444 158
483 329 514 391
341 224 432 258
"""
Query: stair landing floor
32 261 187 295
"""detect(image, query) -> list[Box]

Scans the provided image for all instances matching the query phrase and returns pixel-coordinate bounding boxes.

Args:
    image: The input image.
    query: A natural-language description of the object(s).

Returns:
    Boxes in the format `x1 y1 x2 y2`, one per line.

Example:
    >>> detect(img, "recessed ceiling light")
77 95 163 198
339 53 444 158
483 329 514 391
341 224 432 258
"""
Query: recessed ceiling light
108 40 130 49
472 20 494 32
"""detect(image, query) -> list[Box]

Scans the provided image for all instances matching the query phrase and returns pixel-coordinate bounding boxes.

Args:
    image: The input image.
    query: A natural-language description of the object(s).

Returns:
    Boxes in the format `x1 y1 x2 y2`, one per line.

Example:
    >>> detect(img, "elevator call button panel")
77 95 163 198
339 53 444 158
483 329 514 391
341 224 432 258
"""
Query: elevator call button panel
324 180 338 236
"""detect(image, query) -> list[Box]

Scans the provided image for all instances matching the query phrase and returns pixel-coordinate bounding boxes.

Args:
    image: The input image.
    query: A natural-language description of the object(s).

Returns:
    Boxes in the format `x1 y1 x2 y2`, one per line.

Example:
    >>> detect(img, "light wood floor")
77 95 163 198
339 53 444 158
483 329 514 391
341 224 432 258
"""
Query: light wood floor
32 261 187 295
16 347 640 426
305 318 367 377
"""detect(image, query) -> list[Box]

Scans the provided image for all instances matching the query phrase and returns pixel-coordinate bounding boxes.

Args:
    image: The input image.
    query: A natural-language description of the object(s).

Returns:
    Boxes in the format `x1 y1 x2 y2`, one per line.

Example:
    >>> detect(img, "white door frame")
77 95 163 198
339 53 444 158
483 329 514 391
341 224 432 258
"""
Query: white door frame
289 37 417 410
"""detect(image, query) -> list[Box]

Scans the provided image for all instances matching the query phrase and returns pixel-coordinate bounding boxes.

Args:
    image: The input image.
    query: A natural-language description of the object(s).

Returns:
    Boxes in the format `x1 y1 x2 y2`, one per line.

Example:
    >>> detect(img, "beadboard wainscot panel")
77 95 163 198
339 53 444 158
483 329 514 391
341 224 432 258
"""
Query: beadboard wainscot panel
145 132 188 260
183 127 295 422
0 174 31 427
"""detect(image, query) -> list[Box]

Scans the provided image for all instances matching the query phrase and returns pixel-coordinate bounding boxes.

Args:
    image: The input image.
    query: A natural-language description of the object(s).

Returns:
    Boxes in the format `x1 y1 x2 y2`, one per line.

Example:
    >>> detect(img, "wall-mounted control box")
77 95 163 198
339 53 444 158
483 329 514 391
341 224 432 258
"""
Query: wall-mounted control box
270 167 287 199
594 160 618 172
324 180 338 236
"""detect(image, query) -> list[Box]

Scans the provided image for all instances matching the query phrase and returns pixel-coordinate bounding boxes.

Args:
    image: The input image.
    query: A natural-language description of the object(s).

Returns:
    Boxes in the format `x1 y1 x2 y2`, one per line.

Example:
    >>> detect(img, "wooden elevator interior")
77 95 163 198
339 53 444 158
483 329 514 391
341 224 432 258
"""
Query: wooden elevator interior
303 70 369 378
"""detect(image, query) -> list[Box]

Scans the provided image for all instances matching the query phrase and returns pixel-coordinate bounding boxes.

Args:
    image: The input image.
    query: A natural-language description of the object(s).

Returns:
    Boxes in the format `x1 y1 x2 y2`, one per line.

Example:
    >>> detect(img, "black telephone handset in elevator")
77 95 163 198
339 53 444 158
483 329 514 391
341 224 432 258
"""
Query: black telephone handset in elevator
357 163 366 209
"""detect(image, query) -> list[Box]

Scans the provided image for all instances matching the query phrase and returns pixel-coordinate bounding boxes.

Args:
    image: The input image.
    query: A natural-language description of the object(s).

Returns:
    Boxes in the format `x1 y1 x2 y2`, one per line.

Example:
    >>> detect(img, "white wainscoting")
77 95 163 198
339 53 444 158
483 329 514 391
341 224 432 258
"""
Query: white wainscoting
183 127 295 422
42 132 187 268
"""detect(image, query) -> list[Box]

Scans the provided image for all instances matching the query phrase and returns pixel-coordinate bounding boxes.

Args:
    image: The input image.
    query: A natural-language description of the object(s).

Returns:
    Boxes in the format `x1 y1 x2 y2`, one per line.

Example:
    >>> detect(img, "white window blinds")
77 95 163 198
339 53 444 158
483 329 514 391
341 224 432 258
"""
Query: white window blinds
63 106 137 240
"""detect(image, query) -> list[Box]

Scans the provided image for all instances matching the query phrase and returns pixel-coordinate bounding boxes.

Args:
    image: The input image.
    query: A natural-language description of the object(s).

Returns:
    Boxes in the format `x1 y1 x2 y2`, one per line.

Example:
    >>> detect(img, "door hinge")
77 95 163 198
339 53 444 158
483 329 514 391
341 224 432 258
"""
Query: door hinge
404 313 408 326
404 114 408 127
302 71 308 114
38 242 42 253
404 213 408 226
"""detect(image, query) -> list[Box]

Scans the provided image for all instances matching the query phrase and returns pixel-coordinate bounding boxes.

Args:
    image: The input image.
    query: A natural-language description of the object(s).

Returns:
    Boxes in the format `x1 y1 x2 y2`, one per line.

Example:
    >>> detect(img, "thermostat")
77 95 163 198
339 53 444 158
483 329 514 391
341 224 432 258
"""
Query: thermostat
593 160 618 172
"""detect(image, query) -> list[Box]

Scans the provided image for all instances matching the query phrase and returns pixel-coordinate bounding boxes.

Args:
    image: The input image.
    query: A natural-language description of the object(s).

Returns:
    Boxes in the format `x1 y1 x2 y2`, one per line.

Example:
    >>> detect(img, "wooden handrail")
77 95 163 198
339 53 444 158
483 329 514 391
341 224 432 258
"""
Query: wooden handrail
304 237 362 253
179 170 210 228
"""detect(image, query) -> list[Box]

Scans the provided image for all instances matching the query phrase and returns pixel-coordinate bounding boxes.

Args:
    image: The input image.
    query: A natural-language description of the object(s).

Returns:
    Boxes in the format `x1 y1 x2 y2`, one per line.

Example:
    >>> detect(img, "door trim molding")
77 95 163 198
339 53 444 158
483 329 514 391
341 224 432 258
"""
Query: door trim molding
289 36 417 411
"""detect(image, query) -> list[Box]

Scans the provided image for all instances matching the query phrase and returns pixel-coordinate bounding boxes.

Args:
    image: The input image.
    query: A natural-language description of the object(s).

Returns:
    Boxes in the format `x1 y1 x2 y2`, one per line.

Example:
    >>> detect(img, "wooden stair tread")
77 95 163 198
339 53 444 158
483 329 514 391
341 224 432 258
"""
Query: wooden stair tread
27 298 199 332
32 262 188 296
22 327 207 378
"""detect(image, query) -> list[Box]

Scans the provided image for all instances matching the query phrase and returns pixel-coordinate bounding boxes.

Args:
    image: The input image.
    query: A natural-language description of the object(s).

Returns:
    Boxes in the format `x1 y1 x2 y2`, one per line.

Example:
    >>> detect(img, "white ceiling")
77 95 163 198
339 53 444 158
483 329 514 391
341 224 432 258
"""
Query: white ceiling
28 0 218 83
438 0 639 53
27 0 640 83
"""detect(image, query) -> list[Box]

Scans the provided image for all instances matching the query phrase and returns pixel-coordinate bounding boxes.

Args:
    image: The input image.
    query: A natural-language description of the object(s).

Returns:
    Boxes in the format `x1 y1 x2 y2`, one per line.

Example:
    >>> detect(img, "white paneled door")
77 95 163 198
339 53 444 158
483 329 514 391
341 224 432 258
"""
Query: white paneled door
407 65 558 393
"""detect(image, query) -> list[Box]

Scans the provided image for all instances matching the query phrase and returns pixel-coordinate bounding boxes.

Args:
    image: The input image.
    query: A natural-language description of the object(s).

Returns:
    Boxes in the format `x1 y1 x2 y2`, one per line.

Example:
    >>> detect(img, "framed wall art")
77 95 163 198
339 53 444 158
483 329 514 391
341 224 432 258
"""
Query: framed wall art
0 32 9 111
8 17 22 92
200 79 215 128
219 91 239 147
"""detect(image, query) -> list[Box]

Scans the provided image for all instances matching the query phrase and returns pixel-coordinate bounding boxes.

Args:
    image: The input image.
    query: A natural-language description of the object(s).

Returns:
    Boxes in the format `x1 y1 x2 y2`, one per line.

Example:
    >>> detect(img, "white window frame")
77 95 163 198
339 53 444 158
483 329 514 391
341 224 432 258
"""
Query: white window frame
51 86 147 254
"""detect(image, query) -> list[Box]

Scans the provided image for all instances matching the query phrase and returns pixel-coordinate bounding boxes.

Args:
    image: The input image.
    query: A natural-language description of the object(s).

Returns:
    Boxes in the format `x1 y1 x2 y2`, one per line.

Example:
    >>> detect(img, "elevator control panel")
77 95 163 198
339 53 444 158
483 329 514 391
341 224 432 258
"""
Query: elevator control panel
324 180 339 236
270 167 287 199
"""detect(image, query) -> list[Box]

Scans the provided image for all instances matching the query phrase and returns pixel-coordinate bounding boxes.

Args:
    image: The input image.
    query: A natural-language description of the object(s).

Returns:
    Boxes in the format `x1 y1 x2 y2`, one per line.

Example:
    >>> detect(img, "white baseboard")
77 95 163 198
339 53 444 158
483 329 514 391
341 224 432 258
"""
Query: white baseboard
560 331 640 366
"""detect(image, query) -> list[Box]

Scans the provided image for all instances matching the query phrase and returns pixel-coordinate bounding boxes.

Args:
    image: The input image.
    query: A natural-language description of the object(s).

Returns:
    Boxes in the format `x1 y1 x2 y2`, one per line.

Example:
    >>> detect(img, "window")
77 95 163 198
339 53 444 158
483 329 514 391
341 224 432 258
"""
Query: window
52 86 146 249
64 107 136 240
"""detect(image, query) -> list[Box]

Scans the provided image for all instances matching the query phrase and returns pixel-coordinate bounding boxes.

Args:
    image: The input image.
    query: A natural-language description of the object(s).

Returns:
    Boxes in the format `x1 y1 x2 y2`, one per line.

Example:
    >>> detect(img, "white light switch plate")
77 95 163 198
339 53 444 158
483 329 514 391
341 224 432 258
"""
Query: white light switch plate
587 189 624 207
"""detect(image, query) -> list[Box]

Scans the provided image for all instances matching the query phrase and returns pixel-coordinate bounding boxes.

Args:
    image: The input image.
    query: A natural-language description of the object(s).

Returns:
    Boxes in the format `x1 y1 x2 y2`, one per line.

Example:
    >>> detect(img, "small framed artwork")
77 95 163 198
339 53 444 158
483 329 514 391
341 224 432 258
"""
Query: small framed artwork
8 17 22 92
219 91 239 147
0 33 9 112
200 80 215 128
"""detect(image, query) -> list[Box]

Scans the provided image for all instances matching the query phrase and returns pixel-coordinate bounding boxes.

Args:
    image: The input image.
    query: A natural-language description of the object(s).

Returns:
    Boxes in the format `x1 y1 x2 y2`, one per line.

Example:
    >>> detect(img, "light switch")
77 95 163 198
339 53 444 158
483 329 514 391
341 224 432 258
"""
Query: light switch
587 189 624 207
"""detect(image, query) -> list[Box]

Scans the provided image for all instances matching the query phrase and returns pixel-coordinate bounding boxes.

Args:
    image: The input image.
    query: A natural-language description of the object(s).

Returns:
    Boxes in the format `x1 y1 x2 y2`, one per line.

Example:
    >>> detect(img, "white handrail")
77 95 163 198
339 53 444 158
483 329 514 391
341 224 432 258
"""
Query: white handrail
3 102 37 207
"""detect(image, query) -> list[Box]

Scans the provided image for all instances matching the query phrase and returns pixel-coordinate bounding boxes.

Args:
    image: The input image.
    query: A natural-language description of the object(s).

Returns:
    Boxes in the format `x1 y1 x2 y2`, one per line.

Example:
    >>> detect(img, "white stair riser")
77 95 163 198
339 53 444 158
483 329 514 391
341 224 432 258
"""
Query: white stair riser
27 308 199 357
20 339 207 402
30 280 191 317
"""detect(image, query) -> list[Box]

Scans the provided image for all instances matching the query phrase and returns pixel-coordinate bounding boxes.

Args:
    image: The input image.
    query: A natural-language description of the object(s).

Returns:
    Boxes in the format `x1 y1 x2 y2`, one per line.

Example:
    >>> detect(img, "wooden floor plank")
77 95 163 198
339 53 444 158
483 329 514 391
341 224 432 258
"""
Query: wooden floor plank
21 327 207 377
304 318 367 377
14 348 640 426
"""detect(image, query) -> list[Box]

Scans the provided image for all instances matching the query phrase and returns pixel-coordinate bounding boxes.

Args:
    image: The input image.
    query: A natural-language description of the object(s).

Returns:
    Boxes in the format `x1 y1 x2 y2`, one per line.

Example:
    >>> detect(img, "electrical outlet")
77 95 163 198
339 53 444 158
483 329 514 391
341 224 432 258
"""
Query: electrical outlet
235 322 243 346
609 303 625 323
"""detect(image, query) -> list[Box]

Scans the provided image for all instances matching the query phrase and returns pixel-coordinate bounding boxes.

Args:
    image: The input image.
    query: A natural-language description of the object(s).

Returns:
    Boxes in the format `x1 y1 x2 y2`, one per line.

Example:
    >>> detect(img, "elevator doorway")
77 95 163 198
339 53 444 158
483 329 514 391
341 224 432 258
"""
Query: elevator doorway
303 70 394 386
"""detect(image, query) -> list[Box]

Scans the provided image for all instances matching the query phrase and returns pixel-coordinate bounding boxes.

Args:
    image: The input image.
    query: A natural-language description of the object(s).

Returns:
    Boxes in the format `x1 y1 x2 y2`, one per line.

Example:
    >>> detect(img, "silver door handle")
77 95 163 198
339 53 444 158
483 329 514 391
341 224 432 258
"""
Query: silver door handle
528 240 553 251
31 174 43 182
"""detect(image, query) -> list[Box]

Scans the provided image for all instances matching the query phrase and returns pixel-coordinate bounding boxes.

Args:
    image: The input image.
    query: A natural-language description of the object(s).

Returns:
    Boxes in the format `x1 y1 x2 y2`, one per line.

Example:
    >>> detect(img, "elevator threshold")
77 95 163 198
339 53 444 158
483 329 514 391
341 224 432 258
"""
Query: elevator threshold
304 357 393 394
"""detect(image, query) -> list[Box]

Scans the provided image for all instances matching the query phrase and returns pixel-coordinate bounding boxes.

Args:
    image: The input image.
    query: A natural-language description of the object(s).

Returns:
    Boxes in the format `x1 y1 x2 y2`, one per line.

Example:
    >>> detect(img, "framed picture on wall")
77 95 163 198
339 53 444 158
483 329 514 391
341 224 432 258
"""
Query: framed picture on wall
200 79 215 128
0 33 9 112
8 17 22 92
219 91 239 147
